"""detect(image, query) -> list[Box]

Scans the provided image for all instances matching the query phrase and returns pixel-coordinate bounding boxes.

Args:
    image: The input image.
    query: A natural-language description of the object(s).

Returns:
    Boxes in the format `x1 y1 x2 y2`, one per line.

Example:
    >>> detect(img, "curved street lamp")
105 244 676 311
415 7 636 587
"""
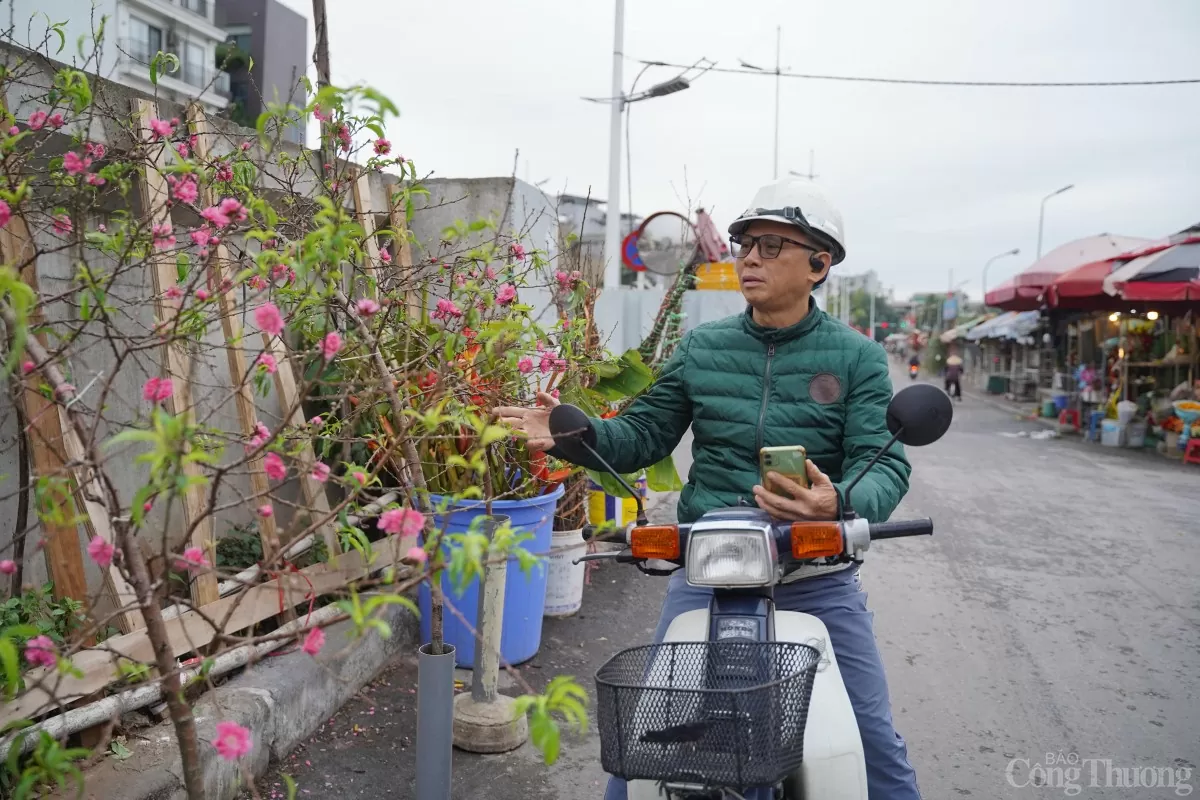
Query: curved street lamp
982 247 1021 298
1036 184 1074 259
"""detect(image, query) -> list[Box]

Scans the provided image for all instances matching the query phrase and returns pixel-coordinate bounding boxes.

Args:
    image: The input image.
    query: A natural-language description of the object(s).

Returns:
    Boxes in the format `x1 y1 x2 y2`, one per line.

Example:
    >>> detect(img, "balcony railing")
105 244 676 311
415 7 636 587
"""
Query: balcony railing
180 0 208 17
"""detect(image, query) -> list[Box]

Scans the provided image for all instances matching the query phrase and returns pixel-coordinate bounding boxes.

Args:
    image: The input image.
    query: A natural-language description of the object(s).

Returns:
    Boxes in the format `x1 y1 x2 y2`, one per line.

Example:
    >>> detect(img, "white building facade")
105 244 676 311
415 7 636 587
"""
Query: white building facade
10 0 229 111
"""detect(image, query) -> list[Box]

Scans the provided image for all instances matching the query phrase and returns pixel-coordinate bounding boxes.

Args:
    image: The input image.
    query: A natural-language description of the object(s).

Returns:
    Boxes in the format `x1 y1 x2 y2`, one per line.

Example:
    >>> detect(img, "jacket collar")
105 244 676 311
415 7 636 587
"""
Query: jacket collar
741 297 826 344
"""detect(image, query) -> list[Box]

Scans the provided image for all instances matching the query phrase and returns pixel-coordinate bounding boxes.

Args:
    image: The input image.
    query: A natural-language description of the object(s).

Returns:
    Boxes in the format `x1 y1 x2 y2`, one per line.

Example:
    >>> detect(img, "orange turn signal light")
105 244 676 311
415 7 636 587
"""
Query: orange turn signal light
791 522 844 559
630 525 681 560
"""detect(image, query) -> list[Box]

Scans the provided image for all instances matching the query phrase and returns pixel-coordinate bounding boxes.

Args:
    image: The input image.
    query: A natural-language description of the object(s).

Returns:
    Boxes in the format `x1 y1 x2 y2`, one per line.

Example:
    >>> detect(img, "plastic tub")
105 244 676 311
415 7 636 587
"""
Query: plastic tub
1041 400 1057 418
544 528 587 617
1053 394 1070 413
1116 401 1138 425
1101 419 1126 447
418 483 563 668
1126 421 1147 448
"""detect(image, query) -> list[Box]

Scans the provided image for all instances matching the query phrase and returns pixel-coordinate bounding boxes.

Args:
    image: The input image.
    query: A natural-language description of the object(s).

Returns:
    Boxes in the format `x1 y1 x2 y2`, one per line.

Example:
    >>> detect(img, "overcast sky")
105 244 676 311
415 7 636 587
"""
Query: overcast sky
277 0 1199 300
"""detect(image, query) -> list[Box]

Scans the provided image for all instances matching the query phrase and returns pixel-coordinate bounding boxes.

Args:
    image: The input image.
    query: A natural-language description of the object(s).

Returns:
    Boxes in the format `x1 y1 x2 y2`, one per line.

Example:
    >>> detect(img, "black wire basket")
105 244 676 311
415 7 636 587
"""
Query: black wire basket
595 641 821 790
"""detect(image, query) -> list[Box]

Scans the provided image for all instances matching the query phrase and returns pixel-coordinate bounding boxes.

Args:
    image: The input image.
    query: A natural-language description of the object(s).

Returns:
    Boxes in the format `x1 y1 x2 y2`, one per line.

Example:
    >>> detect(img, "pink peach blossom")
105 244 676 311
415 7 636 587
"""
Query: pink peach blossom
215 161 233 182
373 138 391 155
86 173 106 186
27 110 47 131
46 113 64 129
52 214 72 236
320 332 342 361
379 248 392 264
309 416 324 428
142 377 174 404
87 536 115 568
263 451 286 481
256 353 278 374
148 117 174 139
254 303 284 336
510 243 526 260
20 360 34 374
167 174 198 204
310 462 331 483
496 283 517 305
517 357 533 374
195 288 210 301
24 635 56 668
62 151 91 176
152 222 175 249
176 547 209 572
85 142 106 159
0 200 10 229
355 298 380 317
405 546 428 564
378 507 424 538
213 721 252 761
302 627 325 656
258 504 273 518
0 560 16 575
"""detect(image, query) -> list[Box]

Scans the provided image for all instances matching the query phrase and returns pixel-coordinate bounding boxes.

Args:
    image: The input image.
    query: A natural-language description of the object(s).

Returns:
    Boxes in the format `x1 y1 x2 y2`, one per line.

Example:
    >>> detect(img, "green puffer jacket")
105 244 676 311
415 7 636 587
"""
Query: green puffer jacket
586 300 911 523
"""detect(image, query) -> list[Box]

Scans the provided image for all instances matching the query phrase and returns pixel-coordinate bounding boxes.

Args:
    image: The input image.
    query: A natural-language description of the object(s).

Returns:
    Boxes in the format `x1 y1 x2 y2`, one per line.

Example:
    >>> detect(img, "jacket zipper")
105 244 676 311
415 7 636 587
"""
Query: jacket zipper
755 343 775 455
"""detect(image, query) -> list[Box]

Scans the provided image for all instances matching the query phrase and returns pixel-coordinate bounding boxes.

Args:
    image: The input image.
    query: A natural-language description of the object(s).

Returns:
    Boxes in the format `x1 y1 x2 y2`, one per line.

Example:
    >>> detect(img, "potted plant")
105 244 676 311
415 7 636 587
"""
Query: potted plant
404 237 569 667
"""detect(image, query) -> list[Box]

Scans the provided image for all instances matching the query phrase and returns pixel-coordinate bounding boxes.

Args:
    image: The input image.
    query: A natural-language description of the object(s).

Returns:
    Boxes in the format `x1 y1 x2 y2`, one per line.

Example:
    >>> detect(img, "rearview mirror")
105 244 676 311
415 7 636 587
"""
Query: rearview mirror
886 384 954 447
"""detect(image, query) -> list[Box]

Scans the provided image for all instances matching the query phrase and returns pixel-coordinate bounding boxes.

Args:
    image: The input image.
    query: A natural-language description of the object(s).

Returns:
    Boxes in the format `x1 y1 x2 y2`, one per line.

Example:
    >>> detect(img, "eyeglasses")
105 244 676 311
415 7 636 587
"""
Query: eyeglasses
730 233 821 260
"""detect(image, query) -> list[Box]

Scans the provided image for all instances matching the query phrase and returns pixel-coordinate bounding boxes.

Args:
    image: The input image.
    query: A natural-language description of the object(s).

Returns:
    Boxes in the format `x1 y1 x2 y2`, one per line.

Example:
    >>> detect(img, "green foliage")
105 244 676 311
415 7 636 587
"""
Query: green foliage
439 516 537 596
0 583 87 659
3 730 90 799
335 590 418 642
514 676 590 766
215 524 264 569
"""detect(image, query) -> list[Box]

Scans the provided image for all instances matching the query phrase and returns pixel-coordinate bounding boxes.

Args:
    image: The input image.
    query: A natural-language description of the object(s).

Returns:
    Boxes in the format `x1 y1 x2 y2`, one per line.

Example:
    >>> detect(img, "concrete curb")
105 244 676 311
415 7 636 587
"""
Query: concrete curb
63 602 419 800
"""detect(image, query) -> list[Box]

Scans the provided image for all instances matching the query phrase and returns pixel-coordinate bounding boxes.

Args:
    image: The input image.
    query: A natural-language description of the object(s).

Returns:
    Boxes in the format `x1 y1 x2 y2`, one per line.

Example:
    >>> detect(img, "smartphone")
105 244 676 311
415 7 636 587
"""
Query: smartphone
759 445 810 498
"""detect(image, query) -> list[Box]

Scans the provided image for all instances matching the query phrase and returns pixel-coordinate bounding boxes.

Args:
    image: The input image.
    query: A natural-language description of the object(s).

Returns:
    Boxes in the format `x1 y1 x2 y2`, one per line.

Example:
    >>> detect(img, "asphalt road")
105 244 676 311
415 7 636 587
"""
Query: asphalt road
250 368 1199 799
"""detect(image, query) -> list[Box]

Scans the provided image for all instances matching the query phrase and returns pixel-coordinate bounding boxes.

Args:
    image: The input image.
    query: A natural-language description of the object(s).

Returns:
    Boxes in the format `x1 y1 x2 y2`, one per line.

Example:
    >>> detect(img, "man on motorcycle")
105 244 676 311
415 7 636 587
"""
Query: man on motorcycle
498 177 920 799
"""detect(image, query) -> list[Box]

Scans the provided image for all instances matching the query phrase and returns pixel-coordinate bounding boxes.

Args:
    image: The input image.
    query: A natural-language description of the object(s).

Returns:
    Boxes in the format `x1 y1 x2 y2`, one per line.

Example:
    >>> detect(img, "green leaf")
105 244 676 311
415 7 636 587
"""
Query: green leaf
645 455 682 492
109 740 132 760
0 638 19 698
591 349 654 401
585 468 642 500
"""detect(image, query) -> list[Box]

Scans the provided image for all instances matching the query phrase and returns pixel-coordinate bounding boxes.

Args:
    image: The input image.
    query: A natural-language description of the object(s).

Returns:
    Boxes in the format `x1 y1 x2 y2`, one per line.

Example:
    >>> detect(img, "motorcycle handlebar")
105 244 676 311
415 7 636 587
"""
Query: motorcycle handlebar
867 518 933 539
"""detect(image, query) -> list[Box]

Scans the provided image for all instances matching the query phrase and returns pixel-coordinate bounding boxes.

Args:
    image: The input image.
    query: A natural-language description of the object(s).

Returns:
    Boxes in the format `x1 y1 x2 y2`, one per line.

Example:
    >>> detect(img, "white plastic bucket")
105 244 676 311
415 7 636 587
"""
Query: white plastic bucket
544 528 586 617
1116 401 1138 425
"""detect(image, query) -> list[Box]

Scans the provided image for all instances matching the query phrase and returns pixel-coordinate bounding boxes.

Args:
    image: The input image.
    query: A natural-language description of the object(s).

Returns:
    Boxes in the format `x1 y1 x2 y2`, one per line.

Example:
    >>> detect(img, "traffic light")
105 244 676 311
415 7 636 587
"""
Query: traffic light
880 321 889 329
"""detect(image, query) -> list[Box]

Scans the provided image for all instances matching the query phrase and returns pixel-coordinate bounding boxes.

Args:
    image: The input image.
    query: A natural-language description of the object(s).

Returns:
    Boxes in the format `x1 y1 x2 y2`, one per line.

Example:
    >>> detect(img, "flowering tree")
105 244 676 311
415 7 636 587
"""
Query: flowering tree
0 20 591 799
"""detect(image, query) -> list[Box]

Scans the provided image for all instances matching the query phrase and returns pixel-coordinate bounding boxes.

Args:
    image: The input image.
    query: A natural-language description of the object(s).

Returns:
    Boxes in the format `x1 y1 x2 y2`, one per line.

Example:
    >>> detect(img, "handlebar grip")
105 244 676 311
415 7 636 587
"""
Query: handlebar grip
868 518 933 539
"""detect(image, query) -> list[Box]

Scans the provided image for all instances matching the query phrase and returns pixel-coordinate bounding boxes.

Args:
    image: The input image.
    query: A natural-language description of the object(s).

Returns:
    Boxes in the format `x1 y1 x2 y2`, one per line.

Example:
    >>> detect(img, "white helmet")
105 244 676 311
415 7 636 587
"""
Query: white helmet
728 177 847 265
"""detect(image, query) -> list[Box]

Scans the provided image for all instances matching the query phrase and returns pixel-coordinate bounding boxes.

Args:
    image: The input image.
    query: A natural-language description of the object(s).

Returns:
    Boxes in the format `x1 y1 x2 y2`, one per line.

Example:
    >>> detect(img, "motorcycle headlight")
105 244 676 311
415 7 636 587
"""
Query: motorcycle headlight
685 528 777 587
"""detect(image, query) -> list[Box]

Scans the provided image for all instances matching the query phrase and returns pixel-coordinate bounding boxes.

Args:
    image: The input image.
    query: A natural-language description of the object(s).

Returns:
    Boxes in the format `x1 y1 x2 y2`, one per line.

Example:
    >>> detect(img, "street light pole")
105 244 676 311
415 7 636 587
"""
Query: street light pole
603 0 626 291
1036 184 1074 260
773 25 781 180
982 247 1021 298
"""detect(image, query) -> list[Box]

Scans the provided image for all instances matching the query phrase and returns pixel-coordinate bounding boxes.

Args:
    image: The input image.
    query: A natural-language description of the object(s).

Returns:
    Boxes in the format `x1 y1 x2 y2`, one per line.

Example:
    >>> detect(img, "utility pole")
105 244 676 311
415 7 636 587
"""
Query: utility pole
789 150 818 181
603 0 626 290
772 26 781 180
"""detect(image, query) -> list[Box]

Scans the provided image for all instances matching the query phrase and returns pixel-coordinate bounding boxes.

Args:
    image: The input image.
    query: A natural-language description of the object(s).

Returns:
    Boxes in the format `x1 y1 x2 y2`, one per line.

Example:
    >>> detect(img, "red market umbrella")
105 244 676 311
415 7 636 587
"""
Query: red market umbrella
1005 234 1153 304
984 278 1043 310
1105 238 1200 302
1045 259 1126 309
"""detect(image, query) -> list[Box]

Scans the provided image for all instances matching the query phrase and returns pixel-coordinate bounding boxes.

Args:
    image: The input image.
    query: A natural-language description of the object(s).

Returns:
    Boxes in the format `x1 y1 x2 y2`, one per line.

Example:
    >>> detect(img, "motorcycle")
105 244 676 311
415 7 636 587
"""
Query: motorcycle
552 383 953 800
908 363 919 380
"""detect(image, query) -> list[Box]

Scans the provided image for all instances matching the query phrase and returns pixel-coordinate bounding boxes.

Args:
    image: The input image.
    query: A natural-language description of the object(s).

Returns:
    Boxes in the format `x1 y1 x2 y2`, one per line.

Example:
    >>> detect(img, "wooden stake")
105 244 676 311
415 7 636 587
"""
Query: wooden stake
262 334 341 557
57 406 144 633
0 215 89 605
132 99 218 608
186 104 282 564
352 170 382 299
387 192 420 321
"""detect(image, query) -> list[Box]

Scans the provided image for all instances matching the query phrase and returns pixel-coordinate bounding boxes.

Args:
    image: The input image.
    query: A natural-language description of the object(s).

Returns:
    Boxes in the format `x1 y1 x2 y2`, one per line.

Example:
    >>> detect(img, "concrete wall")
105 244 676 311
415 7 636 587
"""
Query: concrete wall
407 177 560 325
592 287 747 355
0 44 400 595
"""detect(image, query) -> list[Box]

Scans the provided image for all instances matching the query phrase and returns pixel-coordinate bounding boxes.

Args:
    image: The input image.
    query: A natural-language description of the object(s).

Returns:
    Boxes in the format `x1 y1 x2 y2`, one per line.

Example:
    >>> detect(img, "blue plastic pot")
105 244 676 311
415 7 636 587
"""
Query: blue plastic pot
418 483 563 669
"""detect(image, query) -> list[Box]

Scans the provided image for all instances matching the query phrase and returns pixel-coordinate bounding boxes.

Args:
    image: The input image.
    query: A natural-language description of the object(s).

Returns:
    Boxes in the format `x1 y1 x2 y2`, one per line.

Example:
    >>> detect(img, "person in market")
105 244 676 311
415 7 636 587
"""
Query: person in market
944 351 964 400
497 177 921 799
